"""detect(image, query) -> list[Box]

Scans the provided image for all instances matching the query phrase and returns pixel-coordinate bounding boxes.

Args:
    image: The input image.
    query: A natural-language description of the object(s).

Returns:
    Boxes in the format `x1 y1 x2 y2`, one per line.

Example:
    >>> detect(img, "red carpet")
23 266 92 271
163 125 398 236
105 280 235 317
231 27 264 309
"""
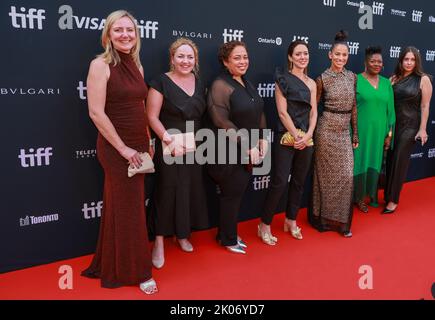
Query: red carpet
1 177 434 300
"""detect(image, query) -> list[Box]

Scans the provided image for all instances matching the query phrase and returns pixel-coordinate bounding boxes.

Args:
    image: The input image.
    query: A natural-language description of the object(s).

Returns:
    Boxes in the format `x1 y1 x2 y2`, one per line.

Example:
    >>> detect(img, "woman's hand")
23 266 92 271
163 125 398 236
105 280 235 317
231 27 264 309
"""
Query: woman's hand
384 136 392 150
415 129 428 146
248 146 261 165
258 139 269 158
294 132 311 150
120 146 142 168
167 136 186 157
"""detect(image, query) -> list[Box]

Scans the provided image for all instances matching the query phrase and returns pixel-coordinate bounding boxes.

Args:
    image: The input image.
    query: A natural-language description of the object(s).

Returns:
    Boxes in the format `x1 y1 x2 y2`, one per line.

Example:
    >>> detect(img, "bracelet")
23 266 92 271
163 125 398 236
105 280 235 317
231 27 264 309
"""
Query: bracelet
387 131 392 137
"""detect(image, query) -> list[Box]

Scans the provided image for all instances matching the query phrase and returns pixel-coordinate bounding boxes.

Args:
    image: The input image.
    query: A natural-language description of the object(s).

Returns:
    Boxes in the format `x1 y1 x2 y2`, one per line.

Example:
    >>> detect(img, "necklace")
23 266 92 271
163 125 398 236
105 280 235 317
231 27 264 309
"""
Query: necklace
363 72 379 89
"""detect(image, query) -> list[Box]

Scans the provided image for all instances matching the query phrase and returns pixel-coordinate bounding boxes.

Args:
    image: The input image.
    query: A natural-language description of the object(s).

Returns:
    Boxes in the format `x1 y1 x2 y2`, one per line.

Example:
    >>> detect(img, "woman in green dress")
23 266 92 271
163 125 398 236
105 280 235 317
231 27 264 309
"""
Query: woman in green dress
354 46 395 212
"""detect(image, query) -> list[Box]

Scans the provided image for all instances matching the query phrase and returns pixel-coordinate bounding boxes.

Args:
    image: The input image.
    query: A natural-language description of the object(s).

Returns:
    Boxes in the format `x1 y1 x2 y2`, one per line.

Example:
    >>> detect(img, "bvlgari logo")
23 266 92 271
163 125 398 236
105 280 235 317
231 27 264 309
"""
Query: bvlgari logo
172 30 212 39
1 88 61 95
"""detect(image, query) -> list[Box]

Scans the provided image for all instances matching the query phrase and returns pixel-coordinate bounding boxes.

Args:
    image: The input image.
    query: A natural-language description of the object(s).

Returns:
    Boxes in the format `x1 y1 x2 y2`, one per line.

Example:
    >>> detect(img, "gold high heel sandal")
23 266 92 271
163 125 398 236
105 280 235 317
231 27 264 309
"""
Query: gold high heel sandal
257 224 278 246
284 222 303 240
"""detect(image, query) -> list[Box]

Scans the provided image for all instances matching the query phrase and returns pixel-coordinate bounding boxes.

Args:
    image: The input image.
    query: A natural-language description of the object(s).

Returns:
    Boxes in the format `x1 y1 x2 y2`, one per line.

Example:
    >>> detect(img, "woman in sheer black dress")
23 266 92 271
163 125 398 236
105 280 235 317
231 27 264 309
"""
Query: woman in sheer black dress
207 41 268 254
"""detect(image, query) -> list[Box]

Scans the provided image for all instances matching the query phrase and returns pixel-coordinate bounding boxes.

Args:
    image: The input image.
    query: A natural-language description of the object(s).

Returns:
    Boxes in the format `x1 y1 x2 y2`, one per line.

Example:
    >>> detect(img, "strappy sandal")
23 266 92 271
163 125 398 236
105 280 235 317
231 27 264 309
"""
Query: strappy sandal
257 224 277 245
284 222 303 240
140 278 158 295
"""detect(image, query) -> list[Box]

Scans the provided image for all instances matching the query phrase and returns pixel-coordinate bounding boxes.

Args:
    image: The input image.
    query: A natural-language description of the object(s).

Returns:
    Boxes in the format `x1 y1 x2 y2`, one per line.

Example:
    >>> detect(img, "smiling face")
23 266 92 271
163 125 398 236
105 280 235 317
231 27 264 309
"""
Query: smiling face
289 44 309 71
402 51 416 74
329 43 349 71
223 45 249 77
366 53 383 75
171 44 195 75
109 16 137 54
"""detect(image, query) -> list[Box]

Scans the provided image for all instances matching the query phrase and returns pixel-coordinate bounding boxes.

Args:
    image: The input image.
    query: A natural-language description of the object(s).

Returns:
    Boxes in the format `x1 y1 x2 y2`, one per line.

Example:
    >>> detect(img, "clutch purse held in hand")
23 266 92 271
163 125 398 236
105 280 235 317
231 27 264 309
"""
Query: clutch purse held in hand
162 132 196 155
280 129 314 147
127 152 155 177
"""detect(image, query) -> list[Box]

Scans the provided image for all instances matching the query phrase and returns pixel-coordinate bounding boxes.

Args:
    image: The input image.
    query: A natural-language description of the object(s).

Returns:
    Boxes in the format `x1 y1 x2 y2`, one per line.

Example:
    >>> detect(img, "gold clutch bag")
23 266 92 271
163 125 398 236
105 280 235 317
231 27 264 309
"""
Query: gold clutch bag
280 129 314 147
127 152 155 177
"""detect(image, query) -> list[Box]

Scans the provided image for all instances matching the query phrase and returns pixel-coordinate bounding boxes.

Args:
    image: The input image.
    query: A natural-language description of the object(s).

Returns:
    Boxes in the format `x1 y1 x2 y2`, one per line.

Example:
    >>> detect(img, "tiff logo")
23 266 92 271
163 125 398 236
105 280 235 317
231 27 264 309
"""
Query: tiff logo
348 42 360 55
137 20 158 39
18 147 53 167
257 83 275 98
77 81 87 100
292 35 309 43
253 176 271 191
82 201 103 219
323 0 336 7
428 148 435 158
9 6 45 30
222 28 244 43
372 2 385 15
412 10 423 22
426 50 435 62
390 46 401 58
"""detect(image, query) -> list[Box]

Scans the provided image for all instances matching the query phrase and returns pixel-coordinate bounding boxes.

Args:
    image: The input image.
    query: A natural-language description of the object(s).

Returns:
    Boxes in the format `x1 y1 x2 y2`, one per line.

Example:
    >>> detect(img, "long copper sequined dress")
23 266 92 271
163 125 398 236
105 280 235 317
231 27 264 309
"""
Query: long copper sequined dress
82 51 152 288
309 68 357 234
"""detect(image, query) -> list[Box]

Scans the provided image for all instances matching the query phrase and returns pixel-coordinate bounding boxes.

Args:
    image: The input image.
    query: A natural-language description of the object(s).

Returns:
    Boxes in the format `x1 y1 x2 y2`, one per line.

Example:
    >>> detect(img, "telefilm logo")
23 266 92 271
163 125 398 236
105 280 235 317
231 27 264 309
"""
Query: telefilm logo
323 0 336 7
222 28 244 43
172 30 212 39
410 152 424 159
257 83 275 98
9 6 45 30
390 46 401 58
1 88 61 96
292 35 309 43
76 149 96 159
428 148 435 158
19 214 59 227
391 9 407 17
257 37 282 46
412 10 423 23
18 147 53 168
426 50 435 62
77 81 87 100
82 201 103 219
318 42 332 51
253 176 271 191
58 5 158 39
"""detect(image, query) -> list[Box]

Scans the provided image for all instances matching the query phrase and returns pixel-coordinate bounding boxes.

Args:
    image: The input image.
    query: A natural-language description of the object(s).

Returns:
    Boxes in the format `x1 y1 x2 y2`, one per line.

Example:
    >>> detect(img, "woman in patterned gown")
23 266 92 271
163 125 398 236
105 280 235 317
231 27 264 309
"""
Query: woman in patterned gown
309 31 359 237
82 10 157 294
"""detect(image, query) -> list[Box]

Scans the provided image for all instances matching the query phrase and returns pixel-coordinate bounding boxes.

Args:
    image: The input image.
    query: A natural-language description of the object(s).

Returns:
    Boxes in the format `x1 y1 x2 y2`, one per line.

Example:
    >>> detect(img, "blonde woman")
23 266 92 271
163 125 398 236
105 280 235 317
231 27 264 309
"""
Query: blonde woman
81 10 157 295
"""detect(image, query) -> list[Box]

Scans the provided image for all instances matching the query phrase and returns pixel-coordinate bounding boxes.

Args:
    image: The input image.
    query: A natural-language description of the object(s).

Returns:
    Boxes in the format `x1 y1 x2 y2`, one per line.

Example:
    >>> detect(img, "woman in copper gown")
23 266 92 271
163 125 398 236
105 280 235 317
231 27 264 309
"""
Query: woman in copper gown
309 31 359 237
81 10 157 294
384 47 432 213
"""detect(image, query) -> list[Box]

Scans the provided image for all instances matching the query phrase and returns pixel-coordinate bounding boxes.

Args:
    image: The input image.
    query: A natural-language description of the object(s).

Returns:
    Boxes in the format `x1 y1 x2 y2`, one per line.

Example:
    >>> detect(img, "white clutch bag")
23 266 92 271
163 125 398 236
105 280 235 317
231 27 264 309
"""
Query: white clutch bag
127 152 155 177
162 132 196 155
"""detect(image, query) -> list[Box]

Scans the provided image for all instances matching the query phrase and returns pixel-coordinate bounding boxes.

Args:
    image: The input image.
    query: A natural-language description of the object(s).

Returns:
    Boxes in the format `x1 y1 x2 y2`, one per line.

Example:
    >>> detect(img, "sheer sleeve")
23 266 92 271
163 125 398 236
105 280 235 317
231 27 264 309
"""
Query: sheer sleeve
207 79 249 143
351 73 359 144
315 76 323 104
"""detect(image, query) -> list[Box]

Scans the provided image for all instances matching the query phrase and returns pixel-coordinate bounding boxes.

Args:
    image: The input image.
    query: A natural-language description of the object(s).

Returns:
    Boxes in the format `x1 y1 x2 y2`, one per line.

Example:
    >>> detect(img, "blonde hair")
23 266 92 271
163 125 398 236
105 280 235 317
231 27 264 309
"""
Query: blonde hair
169 38 199 76
98 10 142 69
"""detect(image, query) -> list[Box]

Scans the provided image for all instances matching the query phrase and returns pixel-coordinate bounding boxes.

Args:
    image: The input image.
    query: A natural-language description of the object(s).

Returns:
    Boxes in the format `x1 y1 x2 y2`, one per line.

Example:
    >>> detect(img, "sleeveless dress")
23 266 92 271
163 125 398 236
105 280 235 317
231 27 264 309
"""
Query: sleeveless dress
385 74 422 203
82 51 152 288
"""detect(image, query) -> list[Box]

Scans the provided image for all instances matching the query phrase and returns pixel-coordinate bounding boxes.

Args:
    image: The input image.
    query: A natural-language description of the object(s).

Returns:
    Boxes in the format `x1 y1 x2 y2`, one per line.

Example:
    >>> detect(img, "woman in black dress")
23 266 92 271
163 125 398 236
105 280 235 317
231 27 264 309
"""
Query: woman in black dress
147 38 208 268
258 40 317 245
384 47 432 213
207 41 268 254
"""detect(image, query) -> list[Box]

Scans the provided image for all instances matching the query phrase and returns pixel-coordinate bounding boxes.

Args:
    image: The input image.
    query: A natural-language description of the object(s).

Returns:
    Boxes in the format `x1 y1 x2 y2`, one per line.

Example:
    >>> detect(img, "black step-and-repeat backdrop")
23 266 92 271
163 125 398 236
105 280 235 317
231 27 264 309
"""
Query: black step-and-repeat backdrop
1 0 434 273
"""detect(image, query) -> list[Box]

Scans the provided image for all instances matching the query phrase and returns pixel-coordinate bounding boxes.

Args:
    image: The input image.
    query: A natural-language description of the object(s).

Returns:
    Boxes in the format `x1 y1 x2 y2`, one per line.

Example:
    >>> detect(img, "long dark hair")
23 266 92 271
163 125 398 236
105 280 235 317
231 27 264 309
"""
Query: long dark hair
393 46 425 81
287 40 309 74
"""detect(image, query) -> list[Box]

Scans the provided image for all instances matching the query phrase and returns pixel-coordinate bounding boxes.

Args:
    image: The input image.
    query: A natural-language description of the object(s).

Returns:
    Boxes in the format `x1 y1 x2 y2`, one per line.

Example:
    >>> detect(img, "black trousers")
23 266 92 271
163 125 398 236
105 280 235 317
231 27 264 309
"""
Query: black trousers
261 139 313 225
208 164 251 246
384 126 417 204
